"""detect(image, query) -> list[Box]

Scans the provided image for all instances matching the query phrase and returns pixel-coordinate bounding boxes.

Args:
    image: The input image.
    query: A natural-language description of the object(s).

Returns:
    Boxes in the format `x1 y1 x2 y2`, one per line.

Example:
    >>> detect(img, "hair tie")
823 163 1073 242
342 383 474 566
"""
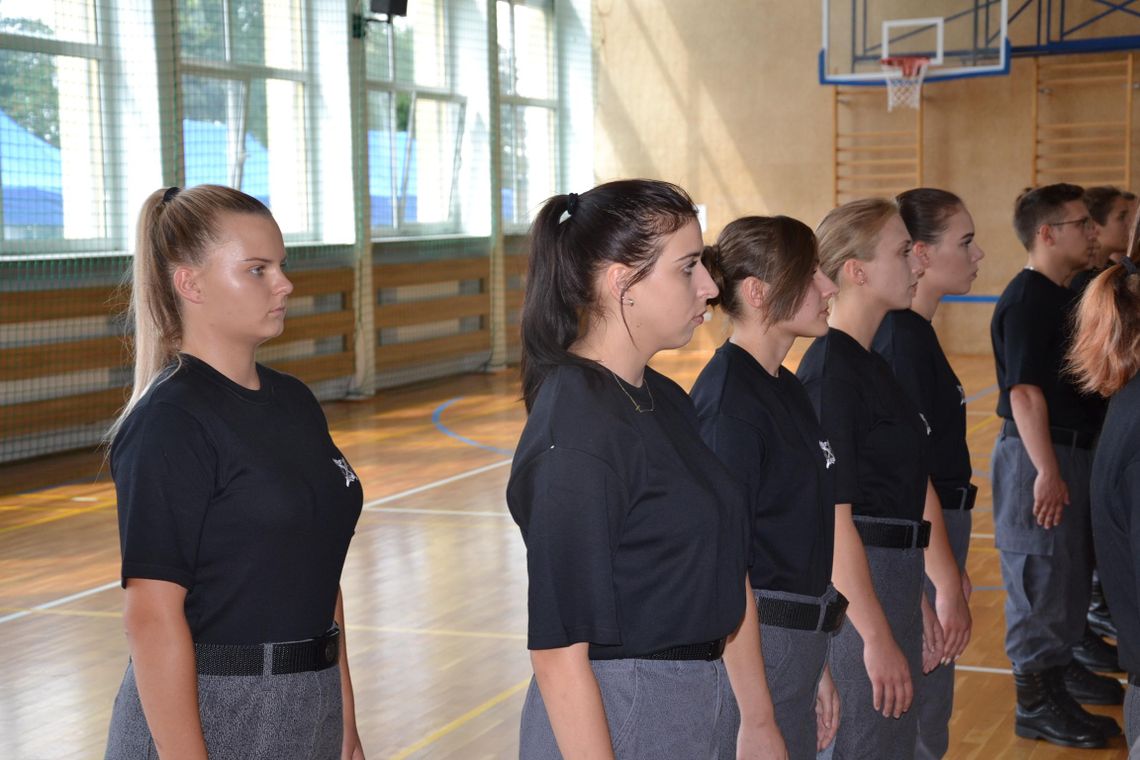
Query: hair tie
162 186 181 204
559 193 579 224
1121 256 1139 277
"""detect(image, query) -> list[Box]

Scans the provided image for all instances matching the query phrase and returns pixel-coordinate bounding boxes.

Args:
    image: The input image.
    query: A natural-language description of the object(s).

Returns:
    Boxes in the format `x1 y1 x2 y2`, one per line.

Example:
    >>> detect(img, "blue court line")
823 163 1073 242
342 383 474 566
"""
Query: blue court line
431 397 515 457
965 384 998 404
943 294 1000 303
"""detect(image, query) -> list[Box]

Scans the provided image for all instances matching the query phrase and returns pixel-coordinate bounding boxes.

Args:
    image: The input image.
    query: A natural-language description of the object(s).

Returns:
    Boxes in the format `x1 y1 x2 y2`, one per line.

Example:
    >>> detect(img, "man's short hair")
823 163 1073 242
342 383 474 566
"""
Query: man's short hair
1083 186 1124 226
1013 183 1086 251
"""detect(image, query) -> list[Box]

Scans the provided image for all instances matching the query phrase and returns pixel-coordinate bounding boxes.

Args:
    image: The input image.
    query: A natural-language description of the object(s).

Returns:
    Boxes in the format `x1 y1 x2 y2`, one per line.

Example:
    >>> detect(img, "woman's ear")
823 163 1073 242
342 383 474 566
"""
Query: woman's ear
172 265 205 304
741 276 769 310
912 240 932 268
604 262 636 304
841 257 866 286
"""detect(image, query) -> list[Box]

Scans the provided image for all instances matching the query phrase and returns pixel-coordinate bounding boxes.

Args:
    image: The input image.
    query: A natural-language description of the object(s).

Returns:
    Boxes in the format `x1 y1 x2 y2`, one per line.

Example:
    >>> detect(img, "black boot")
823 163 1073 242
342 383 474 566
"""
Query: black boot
1072 625 1119 673
1089 574 1118 639
1014 669 1108 748
1062 659 1125 705
1044 665 1123 738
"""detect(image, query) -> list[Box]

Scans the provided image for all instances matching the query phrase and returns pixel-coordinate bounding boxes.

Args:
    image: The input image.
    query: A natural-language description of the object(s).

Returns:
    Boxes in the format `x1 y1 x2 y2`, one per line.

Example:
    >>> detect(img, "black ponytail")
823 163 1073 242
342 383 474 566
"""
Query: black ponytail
896 188 964 245
519 179 698 412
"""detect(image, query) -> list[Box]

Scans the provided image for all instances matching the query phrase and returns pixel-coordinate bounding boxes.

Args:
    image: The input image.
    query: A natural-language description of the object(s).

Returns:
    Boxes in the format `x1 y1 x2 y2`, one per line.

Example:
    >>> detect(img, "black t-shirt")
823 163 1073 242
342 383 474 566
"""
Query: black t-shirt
112 354 363 645
507 364 749 658
1070 266 1106 295
991 269 1102 434
874 309 971 503
1090 373 1140 675
796 328 929 521
690 341 836 598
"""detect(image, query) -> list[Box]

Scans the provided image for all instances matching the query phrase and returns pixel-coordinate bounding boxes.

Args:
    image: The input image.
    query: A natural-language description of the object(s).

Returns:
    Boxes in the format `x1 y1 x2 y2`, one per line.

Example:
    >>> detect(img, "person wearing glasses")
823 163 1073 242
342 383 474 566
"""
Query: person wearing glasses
990 184 1122 750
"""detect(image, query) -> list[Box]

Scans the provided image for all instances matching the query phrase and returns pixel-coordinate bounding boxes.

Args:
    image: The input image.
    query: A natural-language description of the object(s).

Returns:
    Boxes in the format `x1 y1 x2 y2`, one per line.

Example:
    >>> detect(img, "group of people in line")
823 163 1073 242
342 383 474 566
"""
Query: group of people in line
99 177 1140 760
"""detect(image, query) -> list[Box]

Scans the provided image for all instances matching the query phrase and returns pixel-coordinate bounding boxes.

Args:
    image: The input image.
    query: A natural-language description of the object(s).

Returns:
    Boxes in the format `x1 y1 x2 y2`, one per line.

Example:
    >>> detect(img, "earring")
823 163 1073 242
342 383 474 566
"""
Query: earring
624 297 635 306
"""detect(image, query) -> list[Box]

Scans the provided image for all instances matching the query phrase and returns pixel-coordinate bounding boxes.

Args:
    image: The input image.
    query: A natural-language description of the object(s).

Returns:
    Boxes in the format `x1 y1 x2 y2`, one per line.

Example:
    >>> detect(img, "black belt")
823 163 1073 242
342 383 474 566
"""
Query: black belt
194 625 340 676
854 518 931 549
639 638 726 661
936 483 977 511
757 592 848 633
1001 419 1095 450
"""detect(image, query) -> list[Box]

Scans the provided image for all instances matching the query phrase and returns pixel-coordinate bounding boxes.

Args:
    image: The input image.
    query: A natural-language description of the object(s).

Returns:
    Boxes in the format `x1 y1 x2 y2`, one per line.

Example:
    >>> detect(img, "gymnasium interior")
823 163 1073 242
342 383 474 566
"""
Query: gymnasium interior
4 0 1140 757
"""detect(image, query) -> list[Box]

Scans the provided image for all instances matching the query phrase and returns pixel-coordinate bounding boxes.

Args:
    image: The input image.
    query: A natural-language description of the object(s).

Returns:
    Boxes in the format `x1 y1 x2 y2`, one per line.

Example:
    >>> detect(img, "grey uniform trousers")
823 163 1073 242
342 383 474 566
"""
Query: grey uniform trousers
914 507 971 760
520 658 734 759
717 587 839 760
826 537 925 760
104 660 343 760
1127 684 1140 757
992 432 1093 672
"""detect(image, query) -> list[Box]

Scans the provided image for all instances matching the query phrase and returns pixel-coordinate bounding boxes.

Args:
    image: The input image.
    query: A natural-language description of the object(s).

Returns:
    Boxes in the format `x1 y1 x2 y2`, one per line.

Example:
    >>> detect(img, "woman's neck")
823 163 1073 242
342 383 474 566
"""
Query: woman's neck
828 291 887 350
570 322 651 386
729 319 792 377
910 283 941 321
179 336 260 389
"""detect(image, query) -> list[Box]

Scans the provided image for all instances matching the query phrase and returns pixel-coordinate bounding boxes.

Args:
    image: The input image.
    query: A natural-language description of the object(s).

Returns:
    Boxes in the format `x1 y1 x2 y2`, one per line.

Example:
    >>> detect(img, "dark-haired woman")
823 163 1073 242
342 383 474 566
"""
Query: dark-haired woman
1070 244 1140 753
690 216 845 759
104 186 364 759
871 189 982 759
507 180 787 759
796 199 928 760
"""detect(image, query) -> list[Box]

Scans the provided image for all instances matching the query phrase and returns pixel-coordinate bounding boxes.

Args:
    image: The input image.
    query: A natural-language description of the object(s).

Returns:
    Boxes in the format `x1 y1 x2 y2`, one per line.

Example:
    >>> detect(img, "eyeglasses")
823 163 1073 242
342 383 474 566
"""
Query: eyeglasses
1049 216 1094 231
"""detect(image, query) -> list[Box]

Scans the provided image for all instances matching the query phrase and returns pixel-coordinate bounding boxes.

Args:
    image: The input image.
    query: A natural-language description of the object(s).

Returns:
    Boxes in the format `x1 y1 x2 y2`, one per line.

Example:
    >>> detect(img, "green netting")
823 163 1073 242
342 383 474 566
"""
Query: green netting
0 0 594 464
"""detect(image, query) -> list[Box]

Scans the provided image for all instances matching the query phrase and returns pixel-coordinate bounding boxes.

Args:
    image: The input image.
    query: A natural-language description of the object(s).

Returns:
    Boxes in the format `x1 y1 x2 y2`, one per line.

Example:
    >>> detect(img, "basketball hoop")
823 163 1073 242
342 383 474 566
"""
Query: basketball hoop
881 56 929 111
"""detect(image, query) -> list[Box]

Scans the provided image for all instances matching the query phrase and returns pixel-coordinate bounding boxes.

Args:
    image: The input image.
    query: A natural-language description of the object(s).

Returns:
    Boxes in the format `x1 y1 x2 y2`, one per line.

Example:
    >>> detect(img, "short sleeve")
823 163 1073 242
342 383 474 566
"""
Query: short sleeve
819 373 862 505
112 403 216 590
999 300 1053 389
510 446 627 650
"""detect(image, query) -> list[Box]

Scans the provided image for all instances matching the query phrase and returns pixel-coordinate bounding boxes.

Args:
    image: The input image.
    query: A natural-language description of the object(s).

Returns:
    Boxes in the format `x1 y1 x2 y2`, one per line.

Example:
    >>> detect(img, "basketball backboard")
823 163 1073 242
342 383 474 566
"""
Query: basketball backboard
821 0 1010 85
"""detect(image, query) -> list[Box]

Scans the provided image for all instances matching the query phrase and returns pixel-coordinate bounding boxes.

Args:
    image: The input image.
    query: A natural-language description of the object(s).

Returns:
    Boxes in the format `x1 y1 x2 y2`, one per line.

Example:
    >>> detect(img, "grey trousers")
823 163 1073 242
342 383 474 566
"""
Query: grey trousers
104 661 343 759
992 433 1093 671
914 507 971 760
717 587 837 760
520 658 732 759
828 538 925 760
1127 684 1140 757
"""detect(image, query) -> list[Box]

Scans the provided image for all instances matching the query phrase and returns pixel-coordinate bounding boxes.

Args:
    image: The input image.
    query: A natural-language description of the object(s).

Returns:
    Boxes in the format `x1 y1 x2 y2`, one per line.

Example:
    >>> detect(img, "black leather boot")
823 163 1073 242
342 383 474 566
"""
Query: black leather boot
1088 574 1119 639
1014 669 1108 748
1063 659 1125 705
1016 669 1103 747
1044 665 1122 738
1072 625 1120 673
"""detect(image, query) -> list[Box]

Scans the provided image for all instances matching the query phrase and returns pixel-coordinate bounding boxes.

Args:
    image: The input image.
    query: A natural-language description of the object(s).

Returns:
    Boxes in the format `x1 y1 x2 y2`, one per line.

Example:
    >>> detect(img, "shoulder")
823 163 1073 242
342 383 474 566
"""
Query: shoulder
525 363 637 452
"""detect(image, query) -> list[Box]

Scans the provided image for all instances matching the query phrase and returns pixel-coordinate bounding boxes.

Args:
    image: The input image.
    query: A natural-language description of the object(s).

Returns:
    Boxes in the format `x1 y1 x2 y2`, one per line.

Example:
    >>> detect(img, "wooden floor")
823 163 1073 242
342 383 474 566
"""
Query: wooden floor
0 345 1128 759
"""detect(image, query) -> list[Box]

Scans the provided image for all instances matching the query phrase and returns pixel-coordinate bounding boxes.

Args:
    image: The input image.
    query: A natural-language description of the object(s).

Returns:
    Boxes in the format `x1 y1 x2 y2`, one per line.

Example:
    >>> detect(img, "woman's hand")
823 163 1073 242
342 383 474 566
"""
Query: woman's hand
815 664 840 751
934 581 971 664
863 634 913 718
920 592 945 674
342 726 365 760
736 721 788 760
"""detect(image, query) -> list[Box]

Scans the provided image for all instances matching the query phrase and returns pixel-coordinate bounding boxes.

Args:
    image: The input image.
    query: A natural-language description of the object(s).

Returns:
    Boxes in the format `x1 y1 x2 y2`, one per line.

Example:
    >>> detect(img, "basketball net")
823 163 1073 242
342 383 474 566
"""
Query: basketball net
881 56 929 111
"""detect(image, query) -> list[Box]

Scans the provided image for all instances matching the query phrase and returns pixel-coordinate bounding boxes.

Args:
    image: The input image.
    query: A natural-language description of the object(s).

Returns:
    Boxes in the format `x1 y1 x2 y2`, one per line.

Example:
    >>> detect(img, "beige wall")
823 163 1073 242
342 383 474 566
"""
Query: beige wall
592 1 1137 355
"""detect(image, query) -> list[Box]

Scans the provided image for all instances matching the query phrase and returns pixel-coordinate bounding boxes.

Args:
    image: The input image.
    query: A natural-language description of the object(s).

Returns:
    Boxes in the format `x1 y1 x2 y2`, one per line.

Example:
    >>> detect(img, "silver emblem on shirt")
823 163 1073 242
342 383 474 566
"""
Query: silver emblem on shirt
919 413 932 435
957 384 966 406
819 440 836 469
333 457 358 487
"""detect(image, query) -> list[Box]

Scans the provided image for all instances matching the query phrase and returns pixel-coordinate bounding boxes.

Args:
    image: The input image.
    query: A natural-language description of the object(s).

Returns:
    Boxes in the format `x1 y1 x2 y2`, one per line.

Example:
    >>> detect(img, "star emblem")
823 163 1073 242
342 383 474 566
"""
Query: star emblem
957 384 966 406
333 457 358 487
919 413 932 435
819 440 836 469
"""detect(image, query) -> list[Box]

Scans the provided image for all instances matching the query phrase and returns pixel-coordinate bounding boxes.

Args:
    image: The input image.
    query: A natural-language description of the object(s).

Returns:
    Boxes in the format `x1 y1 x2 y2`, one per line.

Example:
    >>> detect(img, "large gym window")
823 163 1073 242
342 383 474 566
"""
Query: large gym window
0 2 109 250
498 0 557 229
177 0 311 238
365 0 469 236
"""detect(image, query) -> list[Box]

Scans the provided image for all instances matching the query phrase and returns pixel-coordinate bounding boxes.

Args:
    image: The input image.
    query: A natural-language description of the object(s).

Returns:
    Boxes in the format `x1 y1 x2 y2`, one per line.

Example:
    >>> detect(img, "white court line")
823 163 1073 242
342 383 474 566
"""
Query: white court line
374 507 510 518
0 580 120 626
971 532 995 539
956 664 1127 685
362 459 511 510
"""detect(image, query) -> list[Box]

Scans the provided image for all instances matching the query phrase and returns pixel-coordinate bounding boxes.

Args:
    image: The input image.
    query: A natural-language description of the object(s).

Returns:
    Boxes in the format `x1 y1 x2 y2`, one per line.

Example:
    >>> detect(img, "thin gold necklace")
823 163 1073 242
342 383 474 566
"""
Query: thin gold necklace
609 370 654 413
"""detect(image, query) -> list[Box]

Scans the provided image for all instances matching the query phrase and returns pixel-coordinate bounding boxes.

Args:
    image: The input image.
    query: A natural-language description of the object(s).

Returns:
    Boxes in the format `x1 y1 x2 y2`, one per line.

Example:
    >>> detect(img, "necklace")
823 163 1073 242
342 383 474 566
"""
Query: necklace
609 370 655 413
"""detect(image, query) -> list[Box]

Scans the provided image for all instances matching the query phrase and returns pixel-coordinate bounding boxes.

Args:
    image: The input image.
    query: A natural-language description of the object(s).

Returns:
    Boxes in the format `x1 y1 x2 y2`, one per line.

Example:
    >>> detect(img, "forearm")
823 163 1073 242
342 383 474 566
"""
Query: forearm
921 481 959 592
1009 385 1059 475
722 578 778 731
832 505 893 645
123 582 207 760
335 589 359 739
531 644 614 760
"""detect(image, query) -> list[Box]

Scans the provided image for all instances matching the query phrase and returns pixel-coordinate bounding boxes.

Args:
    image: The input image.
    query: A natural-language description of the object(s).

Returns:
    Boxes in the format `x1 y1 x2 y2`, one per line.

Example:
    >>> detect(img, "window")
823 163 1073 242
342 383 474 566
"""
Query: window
177 0 311 236
365 1 468 236
0 1 108 248
498 0 557 228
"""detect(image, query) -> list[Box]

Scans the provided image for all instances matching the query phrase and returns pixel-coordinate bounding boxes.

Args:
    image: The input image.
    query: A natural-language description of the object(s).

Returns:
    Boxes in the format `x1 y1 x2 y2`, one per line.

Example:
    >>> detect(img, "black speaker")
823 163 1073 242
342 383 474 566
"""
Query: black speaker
370 0 408 16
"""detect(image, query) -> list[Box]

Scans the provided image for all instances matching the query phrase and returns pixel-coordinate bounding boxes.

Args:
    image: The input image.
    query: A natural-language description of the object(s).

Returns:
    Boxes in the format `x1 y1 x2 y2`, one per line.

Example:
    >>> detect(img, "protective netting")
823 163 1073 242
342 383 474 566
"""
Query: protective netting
0 0 592 463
